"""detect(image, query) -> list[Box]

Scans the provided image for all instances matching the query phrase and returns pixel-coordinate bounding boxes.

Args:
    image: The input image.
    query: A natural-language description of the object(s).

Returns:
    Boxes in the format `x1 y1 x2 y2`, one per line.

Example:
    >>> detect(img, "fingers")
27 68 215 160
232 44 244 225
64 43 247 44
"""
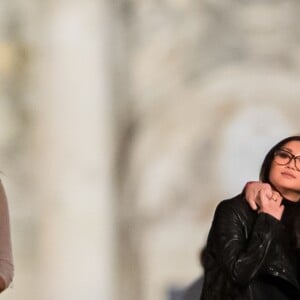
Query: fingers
260 183 273 199
258 190 284 220
269 191 283 204
264 184 273 199
244 181 282 212
244 181 266 210
273 191 283 201
258 189 269 206
248 199 258 210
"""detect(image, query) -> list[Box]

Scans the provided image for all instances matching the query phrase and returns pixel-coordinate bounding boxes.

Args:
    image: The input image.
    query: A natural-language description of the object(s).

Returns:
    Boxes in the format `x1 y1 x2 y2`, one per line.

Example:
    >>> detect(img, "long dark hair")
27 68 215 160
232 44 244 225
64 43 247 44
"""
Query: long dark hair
259 135 300 250
259 135 300 183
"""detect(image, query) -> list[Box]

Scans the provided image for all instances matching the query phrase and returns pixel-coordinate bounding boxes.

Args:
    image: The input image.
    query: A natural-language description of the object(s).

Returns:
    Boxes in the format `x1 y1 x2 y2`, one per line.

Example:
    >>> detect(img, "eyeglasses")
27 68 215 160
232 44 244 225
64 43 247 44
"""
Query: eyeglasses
273 149 300 171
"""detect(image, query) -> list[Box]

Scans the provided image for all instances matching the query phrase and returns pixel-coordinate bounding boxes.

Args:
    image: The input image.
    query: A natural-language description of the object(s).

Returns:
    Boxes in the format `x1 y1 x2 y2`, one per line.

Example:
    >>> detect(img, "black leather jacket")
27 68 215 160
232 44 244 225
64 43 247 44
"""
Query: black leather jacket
200 194 300 300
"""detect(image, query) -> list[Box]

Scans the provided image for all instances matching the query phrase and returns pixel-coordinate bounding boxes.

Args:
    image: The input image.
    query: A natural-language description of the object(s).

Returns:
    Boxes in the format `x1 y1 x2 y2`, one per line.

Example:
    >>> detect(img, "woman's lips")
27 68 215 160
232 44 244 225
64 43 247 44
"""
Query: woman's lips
281 172 296 179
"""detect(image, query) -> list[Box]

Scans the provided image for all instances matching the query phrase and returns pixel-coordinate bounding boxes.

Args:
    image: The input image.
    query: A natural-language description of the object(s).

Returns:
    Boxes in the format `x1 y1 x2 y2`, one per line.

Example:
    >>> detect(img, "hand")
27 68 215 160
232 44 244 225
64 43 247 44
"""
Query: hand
258 190 284 221
244 182 273 210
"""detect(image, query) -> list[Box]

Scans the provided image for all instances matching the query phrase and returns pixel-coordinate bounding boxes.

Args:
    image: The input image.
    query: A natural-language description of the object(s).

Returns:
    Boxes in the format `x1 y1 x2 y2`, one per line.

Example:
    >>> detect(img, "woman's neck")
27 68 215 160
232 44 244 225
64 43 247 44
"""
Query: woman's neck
279 189 300 202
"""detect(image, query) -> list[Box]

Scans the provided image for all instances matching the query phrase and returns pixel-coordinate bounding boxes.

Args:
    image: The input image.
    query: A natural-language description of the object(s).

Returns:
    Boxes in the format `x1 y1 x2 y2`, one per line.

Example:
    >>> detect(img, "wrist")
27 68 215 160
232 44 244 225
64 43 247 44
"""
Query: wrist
258 209 282 221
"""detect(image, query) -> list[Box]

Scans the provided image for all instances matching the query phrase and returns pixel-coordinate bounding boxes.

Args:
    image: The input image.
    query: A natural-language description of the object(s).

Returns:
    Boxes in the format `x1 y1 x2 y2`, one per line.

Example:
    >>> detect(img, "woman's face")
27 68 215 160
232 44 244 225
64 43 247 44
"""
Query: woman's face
269 140 300 201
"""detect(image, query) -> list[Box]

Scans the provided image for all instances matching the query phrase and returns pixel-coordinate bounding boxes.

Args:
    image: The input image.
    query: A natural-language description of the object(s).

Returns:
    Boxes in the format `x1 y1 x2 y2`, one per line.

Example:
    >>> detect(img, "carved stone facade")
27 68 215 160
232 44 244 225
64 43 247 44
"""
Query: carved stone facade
2 1 300 300
115 1 300 300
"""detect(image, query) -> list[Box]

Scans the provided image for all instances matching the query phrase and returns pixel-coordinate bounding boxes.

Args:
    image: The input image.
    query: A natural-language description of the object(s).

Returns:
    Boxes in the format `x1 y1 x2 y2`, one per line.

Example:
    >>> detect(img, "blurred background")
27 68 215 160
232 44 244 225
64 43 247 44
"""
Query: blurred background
1 0 300 299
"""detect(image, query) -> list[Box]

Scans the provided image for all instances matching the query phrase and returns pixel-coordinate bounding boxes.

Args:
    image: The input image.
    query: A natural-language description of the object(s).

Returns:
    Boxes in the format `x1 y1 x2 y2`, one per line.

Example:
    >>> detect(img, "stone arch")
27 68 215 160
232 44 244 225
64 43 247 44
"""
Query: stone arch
195 65 300 197
121 65 300 300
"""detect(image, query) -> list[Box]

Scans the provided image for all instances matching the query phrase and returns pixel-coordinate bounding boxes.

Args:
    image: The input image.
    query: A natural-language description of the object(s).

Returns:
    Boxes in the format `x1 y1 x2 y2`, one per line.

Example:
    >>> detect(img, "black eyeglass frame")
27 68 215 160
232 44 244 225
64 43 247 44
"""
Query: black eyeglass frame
273 148 300 172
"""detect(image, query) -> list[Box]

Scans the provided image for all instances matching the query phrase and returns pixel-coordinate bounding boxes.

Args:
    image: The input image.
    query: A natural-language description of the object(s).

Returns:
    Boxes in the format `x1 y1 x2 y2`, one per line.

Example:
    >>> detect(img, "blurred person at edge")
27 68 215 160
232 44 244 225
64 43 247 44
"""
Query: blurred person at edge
200 135 300 300
0 180 14 292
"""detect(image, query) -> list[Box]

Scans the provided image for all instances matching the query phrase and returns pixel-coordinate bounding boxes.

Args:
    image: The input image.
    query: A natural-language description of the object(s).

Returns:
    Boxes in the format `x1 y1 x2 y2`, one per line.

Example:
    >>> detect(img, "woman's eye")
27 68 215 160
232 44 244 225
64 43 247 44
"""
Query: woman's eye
278 152 290 158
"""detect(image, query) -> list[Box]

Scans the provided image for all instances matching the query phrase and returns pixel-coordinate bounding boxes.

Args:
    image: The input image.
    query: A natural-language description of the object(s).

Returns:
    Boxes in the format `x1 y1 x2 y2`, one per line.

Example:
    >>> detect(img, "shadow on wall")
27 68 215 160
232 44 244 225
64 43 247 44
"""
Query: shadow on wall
167 247 206 300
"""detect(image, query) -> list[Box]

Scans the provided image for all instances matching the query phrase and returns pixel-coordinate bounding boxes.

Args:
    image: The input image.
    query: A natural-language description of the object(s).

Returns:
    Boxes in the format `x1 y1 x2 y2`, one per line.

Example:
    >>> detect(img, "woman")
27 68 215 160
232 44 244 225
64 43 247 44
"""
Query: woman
0 180 14 293
200 135 300 300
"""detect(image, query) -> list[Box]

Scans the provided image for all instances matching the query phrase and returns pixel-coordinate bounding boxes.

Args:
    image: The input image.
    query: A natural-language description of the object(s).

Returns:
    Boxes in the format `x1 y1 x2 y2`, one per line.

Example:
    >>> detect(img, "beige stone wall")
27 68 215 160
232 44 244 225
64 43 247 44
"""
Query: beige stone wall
1 1 300 300
115 1 300 300
0 1 117 300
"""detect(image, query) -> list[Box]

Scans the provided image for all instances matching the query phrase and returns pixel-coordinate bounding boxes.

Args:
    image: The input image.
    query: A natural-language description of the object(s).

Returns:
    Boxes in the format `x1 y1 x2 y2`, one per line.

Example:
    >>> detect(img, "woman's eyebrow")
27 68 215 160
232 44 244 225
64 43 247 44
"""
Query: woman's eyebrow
281 147 300 156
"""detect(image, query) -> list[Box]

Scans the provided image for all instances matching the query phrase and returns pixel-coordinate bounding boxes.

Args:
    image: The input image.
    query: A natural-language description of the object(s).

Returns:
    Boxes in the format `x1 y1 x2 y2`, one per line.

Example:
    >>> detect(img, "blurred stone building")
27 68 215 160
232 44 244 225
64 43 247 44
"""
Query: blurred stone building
1 0 300 300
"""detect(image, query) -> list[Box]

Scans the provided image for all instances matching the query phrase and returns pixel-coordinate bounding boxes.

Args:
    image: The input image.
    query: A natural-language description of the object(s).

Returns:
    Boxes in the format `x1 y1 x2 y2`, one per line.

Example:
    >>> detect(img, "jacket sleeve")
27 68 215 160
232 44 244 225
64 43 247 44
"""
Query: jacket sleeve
0 180 14 291
207 198 282 286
